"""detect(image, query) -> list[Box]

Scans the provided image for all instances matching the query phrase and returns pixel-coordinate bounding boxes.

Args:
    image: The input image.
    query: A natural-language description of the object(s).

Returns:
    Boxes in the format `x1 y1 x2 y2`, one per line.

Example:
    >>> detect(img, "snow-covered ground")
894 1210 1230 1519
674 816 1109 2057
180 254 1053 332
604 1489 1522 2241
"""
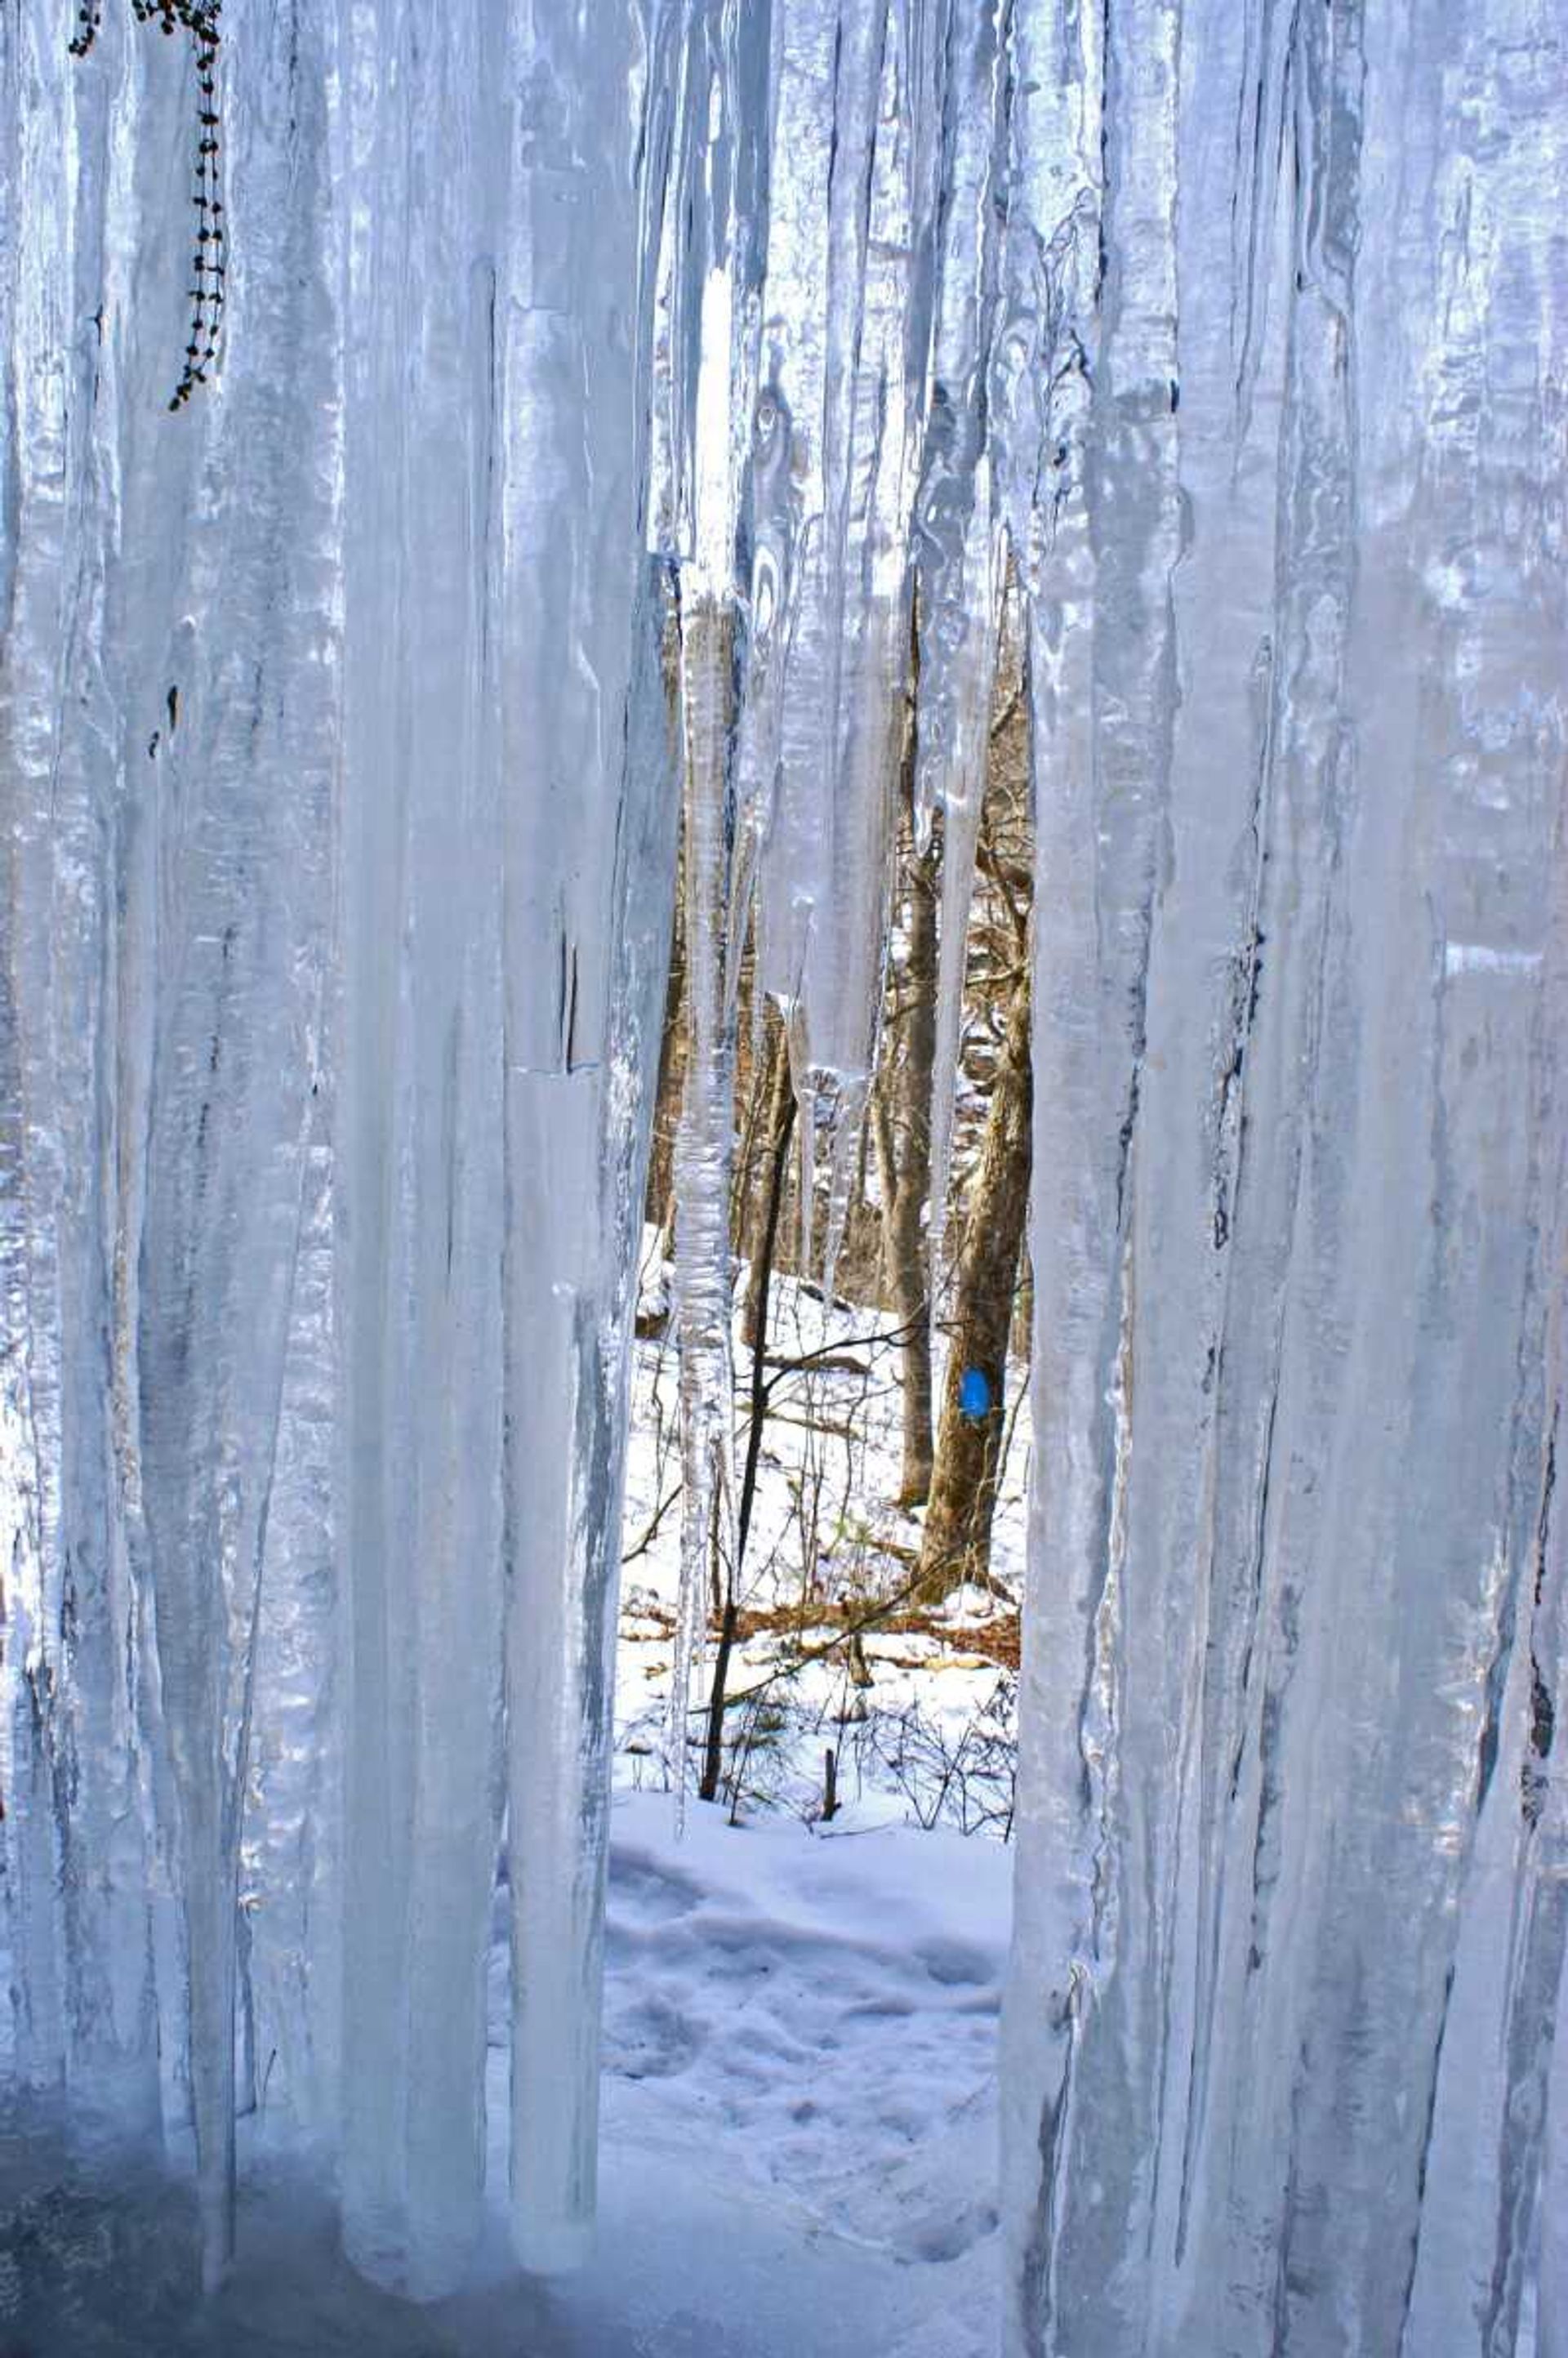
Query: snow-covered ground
3 1250 1020 2354
618 1236 1027 1839
587 1794 1011 2357
5 1799 1010 2356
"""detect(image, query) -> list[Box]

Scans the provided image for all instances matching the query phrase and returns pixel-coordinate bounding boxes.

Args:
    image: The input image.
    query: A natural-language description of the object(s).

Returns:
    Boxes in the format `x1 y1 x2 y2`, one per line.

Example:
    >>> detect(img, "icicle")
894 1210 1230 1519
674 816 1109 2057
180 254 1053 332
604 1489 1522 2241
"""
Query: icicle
0 0 340 2291
911 0 1009 1278
730 0 836 1004
1000 2 1567 2353
335 0 506 2297
654 0 766 1831
1 3 115 2128
496 0 672 2276
136 4 341 2290
0 2 91 2118
747 0 932 1281
923 487 1002 1288
991 0 1139 2349
238 1081 339 2137
670 591 739 1824
911 0 1007 854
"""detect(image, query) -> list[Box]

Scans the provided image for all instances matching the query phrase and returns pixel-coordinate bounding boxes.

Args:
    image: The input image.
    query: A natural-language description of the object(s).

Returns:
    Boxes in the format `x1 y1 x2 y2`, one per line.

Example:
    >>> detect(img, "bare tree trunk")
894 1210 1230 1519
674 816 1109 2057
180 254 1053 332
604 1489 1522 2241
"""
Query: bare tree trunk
643 851 686 1238
644 595 689 1239
727 903 771 1253
700 1059 797 1803
916 954 1031 1598
874 816 938 1504
742 1012 793 1352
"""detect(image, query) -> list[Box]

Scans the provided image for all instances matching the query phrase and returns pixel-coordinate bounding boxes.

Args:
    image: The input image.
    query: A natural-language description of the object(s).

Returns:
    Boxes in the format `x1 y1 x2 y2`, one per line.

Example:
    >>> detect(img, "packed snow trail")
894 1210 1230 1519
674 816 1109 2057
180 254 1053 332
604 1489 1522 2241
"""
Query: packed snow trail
2 1801 1010 2357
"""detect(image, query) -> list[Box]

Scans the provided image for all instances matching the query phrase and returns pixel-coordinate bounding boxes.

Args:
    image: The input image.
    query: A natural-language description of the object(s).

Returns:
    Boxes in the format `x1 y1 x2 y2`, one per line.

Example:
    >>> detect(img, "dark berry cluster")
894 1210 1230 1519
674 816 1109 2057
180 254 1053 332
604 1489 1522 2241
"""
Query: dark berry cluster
131 1 225 408
68 3 105 57
68 1 225 412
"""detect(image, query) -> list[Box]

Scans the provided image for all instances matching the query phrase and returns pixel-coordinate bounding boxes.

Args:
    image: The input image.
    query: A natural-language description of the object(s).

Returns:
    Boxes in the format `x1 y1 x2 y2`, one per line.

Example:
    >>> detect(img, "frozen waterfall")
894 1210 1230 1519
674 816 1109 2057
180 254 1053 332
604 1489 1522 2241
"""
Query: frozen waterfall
2 0 1563 2351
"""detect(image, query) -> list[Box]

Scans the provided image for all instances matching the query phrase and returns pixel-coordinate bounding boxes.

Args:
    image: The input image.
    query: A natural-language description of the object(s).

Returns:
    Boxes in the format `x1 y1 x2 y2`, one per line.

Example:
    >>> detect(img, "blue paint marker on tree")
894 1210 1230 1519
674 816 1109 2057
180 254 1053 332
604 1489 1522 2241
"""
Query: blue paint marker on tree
959 1366 991 1423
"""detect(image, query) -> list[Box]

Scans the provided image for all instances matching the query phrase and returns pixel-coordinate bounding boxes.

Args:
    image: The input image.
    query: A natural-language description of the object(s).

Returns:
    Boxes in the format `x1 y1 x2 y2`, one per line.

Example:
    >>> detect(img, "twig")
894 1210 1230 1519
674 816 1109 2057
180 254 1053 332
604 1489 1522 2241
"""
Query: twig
621 1480 684 1565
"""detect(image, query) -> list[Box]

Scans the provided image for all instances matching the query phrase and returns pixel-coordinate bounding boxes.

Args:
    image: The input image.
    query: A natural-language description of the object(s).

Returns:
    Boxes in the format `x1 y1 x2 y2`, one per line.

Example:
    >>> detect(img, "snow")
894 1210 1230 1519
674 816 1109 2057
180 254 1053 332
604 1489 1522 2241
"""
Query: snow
3 1795 1009 2358
592 1796 1009 2357
7 1224 1021 2351
619 1236 1027 1834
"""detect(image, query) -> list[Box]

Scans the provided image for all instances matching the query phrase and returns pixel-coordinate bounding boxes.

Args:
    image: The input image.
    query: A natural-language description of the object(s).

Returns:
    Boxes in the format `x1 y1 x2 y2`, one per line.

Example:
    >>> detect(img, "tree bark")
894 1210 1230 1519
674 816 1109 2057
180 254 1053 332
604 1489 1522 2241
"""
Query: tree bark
915 954 1031 1598
874 820 938 1504
644 840 686 1239
700 1060 796 1803
742 1014 794 1352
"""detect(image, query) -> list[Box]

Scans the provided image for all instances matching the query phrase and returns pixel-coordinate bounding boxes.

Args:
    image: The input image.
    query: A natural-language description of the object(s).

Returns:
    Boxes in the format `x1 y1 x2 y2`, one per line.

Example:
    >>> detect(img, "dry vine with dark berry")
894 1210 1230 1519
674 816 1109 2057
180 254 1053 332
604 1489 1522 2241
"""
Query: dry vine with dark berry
68 0 225 414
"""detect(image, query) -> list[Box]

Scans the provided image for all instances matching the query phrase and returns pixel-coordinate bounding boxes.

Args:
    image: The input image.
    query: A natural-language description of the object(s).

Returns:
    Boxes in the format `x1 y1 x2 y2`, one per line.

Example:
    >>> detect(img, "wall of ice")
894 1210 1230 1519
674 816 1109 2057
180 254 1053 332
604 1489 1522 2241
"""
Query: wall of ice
0 0 675 2300
1 0 1563 2348
999 7 1566 2354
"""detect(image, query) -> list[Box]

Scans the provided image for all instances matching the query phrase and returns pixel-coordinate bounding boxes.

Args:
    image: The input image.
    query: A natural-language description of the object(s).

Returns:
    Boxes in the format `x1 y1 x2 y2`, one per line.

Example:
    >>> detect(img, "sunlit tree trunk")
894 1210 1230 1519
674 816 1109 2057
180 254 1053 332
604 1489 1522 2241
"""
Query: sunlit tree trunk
874 810 938 1505
916 920 1031 1598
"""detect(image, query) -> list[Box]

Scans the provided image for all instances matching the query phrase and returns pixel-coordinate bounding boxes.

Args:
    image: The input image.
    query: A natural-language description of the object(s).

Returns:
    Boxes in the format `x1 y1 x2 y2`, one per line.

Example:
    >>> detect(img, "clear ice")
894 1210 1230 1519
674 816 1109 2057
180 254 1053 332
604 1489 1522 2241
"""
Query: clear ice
0 0 1562 2347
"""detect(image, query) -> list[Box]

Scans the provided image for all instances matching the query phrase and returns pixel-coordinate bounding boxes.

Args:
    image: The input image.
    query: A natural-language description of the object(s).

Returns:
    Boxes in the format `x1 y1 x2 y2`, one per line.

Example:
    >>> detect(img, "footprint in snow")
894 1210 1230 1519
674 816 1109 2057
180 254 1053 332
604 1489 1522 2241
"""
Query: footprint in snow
609 1849 705 1924
914 1937 995 1990
607 1991 704 2081
892 2196 1000 2267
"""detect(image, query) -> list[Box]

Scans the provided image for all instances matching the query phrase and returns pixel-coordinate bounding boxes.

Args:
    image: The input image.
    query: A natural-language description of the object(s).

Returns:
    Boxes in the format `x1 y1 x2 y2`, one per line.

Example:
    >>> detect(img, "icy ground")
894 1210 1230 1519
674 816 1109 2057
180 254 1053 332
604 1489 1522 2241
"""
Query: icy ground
4 1799 1009 2356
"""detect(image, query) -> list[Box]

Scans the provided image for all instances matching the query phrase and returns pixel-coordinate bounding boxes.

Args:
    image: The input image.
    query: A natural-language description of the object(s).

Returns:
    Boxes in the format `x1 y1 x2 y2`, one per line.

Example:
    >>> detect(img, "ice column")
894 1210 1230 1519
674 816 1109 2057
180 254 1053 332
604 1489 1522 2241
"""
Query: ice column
2 0 673 2297
660 0 945 1807
1001 4 1567 2354
745 0 926 1267
0 0 138 2124
911 0 1007 1279
651 0 761 1814
0 0 220 2145
138 10 340 2288
1 0 341 2296
495 0 672 2273
334 0 519 2298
